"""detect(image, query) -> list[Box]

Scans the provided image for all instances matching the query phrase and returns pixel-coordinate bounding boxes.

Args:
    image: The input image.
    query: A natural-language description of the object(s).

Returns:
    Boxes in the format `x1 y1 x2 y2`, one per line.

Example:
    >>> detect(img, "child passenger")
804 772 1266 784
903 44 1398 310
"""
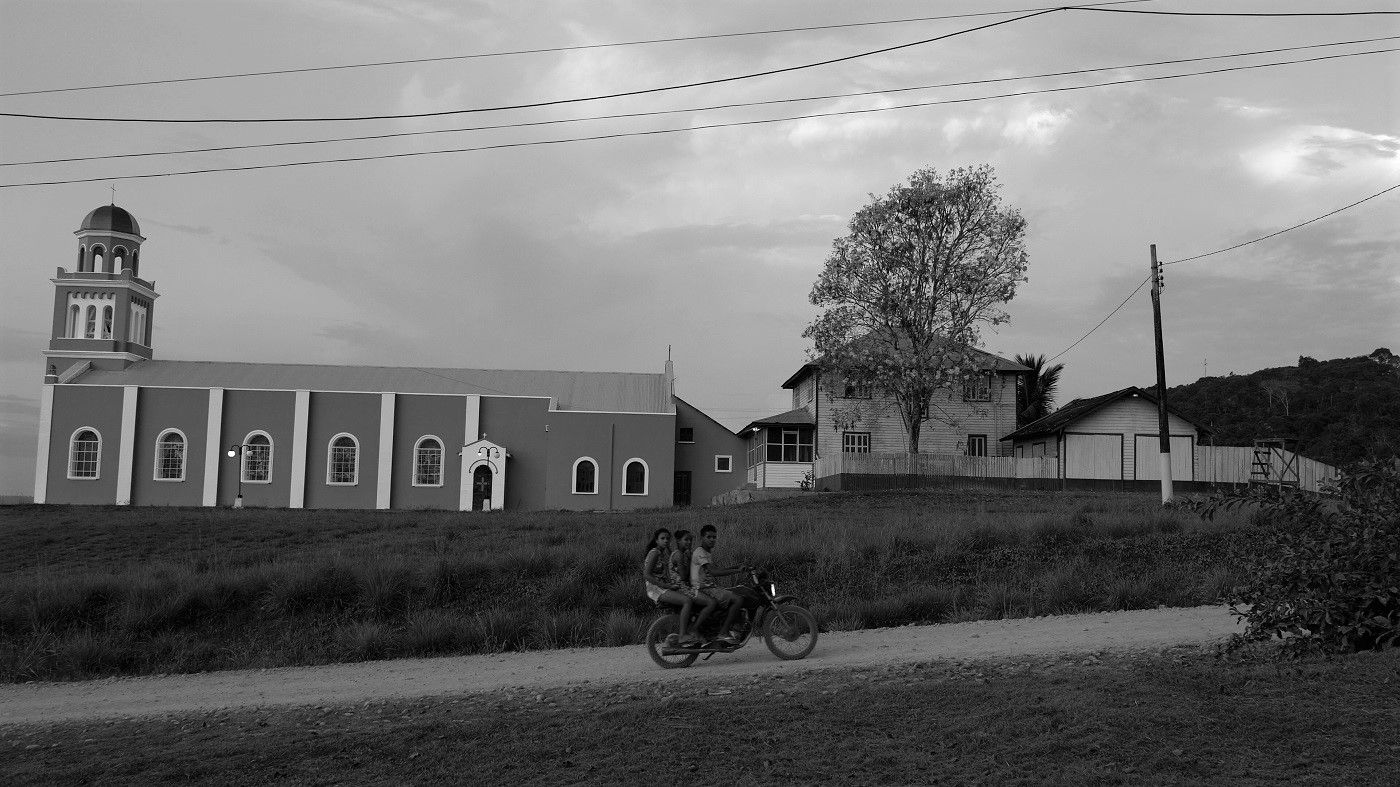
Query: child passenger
642 528 702 645
668 530 716 642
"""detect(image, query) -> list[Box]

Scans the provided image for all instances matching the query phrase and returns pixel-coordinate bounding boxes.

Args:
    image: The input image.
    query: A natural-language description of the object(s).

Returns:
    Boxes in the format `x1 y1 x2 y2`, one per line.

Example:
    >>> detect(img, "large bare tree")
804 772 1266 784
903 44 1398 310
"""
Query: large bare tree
804 165 1028 453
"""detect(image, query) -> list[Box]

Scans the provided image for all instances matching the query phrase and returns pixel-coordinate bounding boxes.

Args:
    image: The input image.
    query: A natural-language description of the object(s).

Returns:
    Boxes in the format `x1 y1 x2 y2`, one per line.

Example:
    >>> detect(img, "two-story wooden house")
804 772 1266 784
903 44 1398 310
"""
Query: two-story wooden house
740 350 1029 489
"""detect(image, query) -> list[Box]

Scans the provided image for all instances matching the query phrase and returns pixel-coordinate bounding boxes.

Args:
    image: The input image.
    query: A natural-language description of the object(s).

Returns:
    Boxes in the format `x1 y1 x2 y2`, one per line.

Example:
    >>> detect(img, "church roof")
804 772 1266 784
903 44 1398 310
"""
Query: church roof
71 360 673 413
80 204 141 236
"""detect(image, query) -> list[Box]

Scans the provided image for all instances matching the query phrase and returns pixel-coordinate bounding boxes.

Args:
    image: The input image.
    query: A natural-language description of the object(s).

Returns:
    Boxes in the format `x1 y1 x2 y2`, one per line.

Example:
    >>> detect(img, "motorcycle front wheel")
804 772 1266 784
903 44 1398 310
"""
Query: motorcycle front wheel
762 604 819 660
645 614 699 669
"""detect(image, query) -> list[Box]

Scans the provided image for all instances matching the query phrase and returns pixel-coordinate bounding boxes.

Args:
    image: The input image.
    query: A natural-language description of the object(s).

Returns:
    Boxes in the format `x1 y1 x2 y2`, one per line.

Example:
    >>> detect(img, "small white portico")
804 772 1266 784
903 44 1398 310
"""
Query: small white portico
460 439 508 511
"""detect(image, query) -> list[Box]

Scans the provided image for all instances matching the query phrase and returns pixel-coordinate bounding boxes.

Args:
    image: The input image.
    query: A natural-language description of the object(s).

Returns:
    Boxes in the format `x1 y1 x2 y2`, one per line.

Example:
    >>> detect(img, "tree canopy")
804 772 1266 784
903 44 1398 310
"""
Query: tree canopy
804 165 1028 452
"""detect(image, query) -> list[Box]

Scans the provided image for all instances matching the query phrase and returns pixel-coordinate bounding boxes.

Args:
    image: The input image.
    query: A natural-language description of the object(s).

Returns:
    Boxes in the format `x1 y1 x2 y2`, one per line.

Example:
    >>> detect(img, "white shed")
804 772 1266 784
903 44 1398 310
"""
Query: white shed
1000 387 1205 482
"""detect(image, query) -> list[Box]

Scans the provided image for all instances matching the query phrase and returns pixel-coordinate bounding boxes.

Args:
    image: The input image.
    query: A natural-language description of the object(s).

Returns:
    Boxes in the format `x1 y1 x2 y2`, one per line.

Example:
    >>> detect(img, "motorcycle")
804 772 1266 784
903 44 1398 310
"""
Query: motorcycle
645 569 818 668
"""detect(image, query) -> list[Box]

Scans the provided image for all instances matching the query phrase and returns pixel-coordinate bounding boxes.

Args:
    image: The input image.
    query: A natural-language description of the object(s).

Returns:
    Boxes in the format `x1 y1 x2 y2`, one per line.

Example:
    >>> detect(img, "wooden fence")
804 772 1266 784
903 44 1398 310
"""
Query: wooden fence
816 446 1339 493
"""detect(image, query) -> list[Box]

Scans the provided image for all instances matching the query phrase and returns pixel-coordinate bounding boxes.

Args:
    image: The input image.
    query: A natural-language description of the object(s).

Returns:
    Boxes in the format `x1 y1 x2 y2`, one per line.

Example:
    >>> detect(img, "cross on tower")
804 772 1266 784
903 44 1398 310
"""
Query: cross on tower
109 184 116 204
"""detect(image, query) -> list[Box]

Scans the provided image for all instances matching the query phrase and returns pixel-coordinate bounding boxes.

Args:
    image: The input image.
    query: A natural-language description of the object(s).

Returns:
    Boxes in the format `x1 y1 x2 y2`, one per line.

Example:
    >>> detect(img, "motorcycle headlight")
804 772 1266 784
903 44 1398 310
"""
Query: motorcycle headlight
767 582 778 597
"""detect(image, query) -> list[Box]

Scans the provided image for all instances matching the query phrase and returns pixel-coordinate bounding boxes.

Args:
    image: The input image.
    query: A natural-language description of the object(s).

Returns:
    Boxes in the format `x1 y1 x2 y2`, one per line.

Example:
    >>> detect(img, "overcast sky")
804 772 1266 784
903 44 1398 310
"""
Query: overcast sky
1 1 1397 495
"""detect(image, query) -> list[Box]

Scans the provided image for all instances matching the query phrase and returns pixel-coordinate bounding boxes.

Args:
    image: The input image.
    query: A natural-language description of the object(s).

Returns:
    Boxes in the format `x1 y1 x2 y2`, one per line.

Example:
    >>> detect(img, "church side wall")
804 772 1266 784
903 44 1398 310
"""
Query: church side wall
46 385 123 505
304 392 381 510
221 389 297 507
131 387 207 507
478 397 550 511
544 411 675 510
673 398 745 506
392 394 466 510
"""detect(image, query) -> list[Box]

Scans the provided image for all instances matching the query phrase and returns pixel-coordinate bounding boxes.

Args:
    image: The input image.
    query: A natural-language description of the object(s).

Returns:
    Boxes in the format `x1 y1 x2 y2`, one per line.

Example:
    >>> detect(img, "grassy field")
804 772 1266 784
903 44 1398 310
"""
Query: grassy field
4 645 1397 785
0 489 1251 682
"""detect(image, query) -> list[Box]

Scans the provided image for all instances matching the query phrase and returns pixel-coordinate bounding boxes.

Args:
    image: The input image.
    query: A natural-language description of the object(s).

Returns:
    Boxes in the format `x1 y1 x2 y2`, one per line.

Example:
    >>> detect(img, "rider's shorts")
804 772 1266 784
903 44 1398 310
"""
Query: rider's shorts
645 582 667 603
701 586 738 606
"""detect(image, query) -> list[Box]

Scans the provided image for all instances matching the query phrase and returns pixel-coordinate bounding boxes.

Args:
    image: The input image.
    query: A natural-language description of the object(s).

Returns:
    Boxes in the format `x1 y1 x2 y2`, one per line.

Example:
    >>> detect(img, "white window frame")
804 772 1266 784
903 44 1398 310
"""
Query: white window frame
413 435 445 488
962 371 992 402
242 431 273 484
68 427 101 480
327 433 359 486
153 428 187 482
621 458 649 496
966 434 989 457
842 431 872 454
572 456 599 495
714 455 733 473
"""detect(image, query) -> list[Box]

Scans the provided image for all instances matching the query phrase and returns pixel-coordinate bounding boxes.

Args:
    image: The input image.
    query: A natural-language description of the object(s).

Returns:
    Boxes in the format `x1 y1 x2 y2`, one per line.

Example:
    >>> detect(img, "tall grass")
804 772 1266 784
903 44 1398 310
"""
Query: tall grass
0 489 1250 681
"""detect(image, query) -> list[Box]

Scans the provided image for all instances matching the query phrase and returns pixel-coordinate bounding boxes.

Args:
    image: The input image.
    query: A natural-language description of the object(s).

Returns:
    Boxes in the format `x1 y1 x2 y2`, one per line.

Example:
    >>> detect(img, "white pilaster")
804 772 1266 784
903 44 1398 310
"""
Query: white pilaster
376 393 395 509
464 394 480 444
201 388 224 507
32 385 54 504
289 389 310 508
115 385 138 505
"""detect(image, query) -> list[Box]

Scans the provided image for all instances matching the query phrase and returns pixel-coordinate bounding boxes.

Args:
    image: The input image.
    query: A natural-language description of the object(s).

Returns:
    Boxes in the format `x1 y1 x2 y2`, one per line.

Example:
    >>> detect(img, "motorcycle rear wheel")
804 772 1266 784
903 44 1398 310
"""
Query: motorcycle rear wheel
645 614 699 669
762 604 818 661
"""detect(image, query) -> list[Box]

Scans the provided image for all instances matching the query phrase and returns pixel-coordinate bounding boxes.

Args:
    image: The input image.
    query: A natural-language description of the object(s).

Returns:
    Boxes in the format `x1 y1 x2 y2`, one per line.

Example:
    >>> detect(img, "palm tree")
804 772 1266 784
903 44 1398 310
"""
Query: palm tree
1014 353 1064 427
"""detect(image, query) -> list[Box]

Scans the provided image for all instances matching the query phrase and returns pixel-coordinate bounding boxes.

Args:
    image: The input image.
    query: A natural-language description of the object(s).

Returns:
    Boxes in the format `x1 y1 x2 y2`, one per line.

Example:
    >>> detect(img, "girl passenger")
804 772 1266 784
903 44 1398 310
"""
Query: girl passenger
668 529 716 643
643 528 701 645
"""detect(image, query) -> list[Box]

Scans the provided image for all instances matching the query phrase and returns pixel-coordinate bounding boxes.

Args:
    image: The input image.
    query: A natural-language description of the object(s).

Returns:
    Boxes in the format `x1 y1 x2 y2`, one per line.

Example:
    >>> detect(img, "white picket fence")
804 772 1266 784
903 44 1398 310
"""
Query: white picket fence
815 446 1340 493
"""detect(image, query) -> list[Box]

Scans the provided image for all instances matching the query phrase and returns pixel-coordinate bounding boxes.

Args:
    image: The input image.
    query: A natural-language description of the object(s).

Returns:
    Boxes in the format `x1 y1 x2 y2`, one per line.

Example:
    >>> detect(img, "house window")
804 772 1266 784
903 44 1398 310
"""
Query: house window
327 434 358 485
1032 442 1047 458
573 457 598 494
962 372 992 401
69 428 100 479
841 379 872 399
842 432 871 453
413 436 444 487
243 433 272 483
765 427 814 463
677 427 694 443
623 458 648 495
746 441 757 468
154 430 186 481
966 435 988 457
715 455 732 473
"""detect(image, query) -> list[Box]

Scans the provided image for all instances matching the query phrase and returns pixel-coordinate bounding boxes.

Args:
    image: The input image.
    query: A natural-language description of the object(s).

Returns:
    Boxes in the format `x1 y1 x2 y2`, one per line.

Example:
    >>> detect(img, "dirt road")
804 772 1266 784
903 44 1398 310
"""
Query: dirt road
0 605 1242 726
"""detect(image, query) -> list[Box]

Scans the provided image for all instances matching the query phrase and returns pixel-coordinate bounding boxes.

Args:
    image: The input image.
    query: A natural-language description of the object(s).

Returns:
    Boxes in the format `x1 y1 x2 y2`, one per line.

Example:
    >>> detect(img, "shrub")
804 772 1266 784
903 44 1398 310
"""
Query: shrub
362 563 422 618
532 610 595 649
472 607 533 652
1197 462 1400 655
1037 563 1095 614
336 621 392 660
599 609 647 647
267 561 360 614
398 610 470 656
1099 575 1154 611
899 585 961 622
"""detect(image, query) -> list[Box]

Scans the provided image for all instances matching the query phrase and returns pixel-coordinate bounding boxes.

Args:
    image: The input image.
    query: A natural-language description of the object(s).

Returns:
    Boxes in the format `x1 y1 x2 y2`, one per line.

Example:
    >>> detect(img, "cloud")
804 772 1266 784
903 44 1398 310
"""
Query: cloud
1241 126 1400 183
1214 97 1282 119
1001 106 1072 148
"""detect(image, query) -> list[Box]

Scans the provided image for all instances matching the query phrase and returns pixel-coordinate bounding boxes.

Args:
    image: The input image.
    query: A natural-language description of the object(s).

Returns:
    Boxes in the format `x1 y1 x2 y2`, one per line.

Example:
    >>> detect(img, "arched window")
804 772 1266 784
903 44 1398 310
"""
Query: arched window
101 305 113 339
67 304 79 337
68 428 101 479
413 436 444 487
154 429 186 481
84 305 97 338
76 246 85 272
622 458 649 496
113 247 126 272
327 434 358 485
572 457 598 495
91 246 104 273
242 432 272 483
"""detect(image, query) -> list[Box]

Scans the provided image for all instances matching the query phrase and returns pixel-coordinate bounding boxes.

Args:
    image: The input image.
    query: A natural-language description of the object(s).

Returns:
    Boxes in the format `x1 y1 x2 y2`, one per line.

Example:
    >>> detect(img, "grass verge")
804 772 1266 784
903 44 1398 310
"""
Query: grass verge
3 646 1397 785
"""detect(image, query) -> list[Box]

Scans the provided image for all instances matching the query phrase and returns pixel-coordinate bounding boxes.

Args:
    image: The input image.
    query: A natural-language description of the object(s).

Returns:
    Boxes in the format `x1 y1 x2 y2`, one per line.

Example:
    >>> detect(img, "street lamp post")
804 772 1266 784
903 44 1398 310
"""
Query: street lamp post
226 444 248 508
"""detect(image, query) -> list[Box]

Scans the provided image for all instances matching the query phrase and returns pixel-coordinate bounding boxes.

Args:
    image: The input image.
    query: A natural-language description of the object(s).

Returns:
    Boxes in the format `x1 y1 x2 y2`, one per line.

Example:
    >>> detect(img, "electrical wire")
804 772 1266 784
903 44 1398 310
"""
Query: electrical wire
0 1 1150 99
1047 277 1151 363
1047 181 1400 362
0 8 1060 124
1160 182 1400 266
1070 7 1400 17
5 46 1394 189
8 34 1393 169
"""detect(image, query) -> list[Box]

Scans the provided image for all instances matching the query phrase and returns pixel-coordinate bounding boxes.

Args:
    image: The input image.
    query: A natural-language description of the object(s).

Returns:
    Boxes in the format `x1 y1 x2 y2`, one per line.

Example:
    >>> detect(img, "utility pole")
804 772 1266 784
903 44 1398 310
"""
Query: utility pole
1150 244 1173 504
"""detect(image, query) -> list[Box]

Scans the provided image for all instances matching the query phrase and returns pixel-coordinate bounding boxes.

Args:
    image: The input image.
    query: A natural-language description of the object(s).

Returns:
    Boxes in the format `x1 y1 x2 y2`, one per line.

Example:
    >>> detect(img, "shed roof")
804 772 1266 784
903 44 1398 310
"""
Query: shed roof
1000 386 1207 441
737 407 814 436
71 360 672 413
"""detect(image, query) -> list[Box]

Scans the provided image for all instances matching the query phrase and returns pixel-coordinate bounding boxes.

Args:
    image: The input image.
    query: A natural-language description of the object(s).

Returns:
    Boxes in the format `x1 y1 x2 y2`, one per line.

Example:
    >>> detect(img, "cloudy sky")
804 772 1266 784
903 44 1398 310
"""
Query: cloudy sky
1 0 1397 495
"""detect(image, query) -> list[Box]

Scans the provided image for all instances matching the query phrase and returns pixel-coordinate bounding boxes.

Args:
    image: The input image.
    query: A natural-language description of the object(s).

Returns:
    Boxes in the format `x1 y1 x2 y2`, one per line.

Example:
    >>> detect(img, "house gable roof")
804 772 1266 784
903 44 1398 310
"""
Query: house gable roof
70 360 672 414
1000 386 1208 442
782 344 1030 389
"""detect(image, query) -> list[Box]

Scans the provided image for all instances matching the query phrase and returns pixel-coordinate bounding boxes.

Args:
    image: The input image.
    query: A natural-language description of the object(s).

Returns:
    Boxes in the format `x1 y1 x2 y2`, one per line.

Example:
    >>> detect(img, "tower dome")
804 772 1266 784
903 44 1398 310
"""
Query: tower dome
79 204 141 236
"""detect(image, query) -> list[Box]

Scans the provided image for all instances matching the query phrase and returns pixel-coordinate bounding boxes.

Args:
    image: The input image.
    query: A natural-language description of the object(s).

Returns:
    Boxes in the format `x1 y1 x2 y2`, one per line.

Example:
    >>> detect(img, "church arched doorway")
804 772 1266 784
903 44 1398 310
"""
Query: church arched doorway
472 465 493 511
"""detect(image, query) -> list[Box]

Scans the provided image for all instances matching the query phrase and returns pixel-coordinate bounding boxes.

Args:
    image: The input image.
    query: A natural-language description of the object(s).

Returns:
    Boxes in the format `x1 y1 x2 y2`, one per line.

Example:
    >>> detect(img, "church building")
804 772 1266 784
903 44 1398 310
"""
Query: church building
33 204 746 511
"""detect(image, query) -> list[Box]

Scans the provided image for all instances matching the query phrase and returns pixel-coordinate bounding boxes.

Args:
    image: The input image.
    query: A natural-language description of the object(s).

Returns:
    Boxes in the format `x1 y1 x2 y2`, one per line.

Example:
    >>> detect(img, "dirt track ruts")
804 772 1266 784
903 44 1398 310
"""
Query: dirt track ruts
0 605 1243 725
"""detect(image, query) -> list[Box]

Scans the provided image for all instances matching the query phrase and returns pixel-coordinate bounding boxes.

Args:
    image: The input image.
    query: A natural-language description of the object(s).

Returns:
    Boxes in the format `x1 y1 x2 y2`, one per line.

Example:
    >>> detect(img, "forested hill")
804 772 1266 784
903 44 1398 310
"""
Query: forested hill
1160 348 1399 468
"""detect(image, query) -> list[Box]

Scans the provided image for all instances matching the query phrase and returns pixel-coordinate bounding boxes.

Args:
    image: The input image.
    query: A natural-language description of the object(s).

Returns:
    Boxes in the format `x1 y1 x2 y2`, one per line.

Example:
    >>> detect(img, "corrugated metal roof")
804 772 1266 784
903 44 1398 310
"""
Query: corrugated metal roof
1000 386 1207 441
71 360 672 413
738 407 815 435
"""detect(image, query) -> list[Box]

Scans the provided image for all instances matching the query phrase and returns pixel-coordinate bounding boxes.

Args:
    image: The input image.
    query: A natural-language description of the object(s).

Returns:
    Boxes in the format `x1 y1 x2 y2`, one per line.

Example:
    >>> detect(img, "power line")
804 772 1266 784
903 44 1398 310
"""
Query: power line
0 1 1149 99
1161 182 1400 265
0 8 1060 124
5 46 1394 189
10 34 1393 169
1048 181 1400 362
1047 276 1151 363
1071 7 1400 18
